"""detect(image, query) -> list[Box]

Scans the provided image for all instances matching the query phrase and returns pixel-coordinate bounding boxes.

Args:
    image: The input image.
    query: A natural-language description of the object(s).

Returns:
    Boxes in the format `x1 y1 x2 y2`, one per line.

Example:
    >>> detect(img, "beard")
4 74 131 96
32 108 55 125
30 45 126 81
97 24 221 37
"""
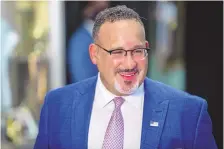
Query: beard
114 74 140 95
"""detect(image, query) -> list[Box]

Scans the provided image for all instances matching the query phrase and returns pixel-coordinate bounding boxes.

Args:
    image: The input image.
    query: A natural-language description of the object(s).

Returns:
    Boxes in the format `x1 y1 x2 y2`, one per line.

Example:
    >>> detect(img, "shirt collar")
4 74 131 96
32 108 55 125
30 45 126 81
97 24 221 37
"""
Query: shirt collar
124 81 144 109
96 73 117 108
96 73 144 109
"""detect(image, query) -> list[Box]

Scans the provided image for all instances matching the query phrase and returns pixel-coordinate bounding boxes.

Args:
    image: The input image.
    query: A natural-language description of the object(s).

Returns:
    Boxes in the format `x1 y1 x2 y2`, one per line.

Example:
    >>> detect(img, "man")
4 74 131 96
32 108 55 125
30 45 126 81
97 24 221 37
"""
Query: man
67 1 109 83
34 5 217 149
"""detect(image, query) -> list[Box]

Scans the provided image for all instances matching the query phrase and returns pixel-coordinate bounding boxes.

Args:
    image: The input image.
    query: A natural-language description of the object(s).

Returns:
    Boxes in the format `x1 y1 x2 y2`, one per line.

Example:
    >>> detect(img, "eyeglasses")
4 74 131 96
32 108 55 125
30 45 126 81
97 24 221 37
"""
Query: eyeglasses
95 43 150 61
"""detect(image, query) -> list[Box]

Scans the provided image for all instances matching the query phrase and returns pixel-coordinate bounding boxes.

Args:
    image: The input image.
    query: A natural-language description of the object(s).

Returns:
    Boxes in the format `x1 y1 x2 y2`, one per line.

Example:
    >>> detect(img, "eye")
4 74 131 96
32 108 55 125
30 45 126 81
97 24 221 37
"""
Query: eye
134 49 144 54
111 50 124 55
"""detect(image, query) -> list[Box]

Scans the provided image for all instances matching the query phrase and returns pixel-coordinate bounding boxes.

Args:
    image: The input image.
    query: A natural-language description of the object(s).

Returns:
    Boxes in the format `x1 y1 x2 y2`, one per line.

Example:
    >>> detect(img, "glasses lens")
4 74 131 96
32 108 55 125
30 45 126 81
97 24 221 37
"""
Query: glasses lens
132 49 147 60
111 50 125 59
110 49 148 60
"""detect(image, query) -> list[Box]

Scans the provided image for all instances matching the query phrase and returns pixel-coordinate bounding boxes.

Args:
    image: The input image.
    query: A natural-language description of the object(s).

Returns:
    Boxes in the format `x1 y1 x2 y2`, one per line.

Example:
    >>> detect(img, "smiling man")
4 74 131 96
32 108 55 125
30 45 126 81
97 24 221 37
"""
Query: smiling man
34 5 217 149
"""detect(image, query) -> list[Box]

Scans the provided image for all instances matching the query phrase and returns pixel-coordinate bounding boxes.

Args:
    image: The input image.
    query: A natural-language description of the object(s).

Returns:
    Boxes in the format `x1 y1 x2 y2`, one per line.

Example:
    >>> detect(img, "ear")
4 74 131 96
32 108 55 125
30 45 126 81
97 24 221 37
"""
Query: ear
89 43 98 65
145 41 149 48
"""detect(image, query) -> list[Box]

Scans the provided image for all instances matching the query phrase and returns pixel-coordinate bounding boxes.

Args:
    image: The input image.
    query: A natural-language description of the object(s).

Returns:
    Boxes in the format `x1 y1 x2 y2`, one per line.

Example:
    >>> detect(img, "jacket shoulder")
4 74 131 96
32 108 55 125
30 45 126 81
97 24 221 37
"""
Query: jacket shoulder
144 78 206 105
44 76 97 105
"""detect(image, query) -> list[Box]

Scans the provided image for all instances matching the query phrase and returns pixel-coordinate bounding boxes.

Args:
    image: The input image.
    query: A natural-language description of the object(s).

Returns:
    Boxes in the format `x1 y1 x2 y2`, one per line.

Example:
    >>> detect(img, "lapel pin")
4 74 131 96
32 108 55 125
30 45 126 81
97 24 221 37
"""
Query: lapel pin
150 121 159 127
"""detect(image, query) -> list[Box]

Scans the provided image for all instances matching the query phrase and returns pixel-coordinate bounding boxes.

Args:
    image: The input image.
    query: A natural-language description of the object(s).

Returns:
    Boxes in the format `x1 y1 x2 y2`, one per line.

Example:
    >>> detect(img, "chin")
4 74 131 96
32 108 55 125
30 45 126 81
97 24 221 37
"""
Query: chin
114 77 140 95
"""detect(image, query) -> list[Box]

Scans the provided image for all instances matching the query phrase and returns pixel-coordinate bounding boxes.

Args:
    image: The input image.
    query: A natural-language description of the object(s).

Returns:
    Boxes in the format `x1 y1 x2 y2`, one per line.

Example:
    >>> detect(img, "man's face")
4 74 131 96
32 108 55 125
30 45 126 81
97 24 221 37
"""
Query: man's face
90 20 148 96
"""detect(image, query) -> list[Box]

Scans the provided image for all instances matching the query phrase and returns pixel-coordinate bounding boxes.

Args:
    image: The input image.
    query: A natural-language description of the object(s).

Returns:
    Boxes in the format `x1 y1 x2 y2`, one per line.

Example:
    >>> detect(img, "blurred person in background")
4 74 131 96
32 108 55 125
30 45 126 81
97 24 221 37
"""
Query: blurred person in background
1 19 19 114
67 1 109 83
34 5 217 149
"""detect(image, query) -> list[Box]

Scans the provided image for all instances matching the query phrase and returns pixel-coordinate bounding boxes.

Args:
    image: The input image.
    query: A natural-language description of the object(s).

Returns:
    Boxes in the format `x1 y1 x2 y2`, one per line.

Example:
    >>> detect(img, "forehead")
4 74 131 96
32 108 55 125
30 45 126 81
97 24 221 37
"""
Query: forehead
97 20 145 49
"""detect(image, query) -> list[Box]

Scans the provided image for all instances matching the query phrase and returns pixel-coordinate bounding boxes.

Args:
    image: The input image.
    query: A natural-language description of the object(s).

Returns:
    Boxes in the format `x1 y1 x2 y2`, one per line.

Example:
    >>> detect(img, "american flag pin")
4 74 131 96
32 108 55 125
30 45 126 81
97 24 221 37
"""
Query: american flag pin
150 121 159 127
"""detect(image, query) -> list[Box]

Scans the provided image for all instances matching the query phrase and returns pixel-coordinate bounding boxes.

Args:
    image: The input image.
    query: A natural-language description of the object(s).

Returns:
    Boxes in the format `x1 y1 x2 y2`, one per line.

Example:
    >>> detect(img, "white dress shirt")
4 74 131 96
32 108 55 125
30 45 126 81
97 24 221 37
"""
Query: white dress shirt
88 74 145 149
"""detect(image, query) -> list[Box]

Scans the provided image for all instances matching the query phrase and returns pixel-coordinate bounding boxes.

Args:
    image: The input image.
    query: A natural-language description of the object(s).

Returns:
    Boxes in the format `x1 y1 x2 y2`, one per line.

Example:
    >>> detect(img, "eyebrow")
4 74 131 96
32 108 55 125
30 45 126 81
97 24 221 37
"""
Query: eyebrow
110 44 145 51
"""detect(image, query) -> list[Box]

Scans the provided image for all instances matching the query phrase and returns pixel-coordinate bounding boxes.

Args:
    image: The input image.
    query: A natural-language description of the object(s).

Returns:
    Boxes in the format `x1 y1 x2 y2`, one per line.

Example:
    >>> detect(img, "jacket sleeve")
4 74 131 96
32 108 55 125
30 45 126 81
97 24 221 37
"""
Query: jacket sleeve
193 99 217 149
33 93 50 149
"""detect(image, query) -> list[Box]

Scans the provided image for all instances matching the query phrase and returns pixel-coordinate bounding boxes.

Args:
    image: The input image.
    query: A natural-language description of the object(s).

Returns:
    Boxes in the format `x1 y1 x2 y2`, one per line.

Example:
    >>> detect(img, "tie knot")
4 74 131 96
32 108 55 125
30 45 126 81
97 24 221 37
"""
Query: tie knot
113 97 125 108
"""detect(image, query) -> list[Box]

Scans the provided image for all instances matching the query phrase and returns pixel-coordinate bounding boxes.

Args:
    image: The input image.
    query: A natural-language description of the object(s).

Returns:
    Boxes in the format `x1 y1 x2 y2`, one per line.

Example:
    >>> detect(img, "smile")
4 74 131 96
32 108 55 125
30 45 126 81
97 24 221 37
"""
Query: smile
119 71 138 81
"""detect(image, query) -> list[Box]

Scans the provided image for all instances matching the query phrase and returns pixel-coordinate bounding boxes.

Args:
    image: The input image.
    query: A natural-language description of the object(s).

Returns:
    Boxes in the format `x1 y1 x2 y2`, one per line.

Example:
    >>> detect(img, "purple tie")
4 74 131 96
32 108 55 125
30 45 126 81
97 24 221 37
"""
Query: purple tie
102 97 125 149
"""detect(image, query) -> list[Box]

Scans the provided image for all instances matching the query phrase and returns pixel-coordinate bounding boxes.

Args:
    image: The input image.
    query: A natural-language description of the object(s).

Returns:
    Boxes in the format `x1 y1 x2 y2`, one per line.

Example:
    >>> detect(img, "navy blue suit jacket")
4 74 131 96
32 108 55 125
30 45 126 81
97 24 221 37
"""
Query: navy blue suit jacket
34 76 217 149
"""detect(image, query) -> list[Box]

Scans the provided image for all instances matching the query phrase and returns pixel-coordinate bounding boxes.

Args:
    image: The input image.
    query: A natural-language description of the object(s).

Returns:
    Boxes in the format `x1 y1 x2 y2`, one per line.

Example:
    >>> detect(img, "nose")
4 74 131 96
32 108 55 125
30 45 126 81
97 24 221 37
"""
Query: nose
122 53 137 69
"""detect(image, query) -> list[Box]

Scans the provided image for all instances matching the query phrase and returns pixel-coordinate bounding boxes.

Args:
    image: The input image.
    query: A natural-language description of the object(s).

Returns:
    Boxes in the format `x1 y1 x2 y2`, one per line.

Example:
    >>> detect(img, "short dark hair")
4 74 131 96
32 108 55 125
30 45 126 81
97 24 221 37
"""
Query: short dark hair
92 5 144 42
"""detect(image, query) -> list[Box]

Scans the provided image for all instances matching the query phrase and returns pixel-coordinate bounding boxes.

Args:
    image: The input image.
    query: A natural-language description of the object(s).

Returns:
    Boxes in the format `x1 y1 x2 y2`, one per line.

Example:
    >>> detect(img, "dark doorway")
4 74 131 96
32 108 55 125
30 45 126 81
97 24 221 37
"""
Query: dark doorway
185 2 223 148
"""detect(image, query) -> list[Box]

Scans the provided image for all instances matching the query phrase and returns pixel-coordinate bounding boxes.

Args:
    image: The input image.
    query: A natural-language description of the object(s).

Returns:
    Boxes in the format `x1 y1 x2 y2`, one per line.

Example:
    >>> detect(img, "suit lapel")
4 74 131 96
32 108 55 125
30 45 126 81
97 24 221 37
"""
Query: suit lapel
70 77 169 149
141 78 169 149
71 77 97 149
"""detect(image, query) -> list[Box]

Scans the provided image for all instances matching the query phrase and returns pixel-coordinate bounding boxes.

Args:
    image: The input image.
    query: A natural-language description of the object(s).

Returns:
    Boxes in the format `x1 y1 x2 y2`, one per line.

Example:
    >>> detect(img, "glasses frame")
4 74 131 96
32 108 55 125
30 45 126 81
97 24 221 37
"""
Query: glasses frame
95 43 151 57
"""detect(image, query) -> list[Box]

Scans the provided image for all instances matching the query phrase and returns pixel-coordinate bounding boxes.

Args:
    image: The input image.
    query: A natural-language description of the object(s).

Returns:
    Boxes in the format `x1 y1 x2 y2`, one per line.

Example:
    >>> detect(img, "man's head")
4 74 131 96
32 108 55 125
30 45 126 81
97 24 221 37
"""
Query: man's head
89 5 149 96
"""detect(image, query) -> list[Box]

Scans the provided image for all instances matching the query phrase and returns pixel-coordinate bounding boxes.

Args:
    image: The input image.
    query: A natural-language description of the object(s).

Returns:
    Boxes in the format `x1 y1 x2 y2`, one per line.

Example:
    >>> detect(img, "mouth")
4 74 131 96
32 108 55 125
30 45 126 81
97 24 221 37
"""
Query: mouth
119 71 138 81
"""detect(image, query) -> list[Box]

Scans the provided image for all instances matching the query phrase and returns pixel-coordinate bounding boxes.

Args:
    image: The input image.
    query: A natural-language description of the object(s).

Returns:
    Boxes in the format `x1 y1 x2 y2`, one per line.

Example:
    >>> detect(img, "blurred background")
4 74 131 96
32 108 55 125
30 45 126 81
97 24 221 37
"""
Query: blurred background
1 1 223 149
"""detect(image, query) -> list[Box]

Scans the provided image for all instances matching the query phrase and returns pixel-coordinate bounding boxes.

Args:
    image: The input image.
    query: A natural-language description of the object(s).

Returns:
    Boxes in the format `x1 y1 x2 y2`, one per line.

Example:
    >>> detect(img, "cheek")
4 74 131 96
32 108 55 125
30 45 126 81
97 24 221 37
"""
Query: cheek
102 59 120 75
138 59 148 70
113 59 122 66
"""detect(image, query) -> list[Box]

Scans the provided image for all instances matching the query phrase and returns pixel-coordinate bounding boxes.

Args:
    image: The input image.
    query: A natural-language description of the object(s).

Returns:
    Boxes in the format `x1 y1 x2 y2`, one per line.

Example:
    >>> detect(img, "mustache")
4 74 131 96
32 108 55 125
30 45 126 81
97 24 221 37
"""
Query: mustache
116 67 139 73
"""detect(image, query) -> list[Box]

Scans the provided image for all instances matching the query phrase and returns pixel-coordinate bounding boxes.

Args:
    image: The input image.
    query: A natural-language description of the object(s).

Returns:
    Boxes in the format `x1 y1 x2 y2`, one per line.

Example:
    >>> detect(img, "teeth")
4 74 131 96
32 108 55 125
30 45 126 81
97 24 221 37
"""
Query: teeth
124 74 134 76
120 73 135 76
